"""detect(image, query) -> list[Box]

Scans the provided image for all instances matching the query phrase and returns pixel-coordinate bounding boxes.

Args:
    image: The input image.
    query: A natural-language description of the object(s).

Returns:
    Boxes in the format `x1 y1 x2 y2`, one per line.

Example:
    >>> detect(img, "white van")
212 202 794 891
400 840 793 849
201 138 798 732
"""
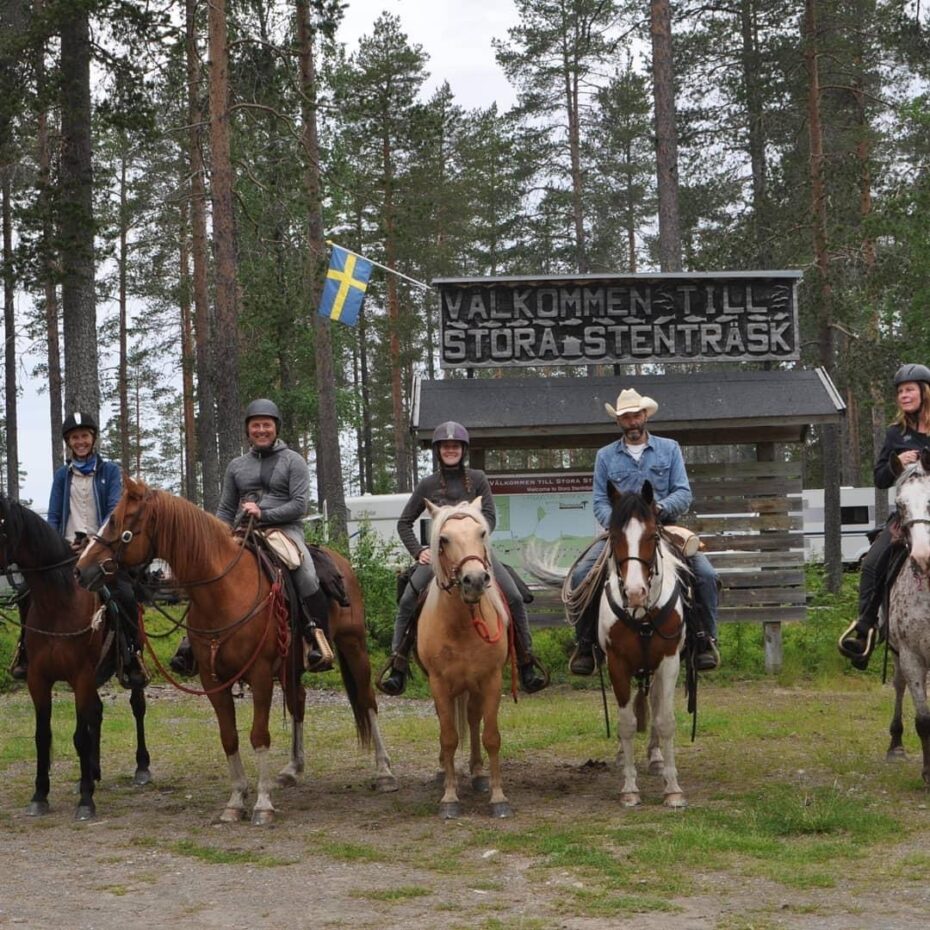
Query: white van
801 487 894 566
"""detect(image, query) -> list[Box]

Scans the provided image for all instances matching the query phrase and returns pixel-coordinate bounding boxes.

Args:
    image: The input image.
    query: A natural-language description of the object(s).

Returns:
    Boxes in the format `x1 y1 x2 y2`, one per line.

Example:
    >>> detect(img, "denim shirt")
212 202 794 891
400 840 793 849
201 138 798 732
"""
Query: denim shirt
592 433 692 529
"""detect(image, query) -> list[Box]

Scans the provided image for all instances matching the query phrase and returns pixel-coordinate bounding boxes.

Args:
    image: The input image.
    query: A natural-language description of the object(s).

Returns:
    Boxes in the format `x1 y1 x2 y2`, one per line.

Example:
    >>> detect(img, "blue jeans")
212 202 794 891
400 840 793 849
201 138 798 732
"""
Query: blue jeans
571 537 718 638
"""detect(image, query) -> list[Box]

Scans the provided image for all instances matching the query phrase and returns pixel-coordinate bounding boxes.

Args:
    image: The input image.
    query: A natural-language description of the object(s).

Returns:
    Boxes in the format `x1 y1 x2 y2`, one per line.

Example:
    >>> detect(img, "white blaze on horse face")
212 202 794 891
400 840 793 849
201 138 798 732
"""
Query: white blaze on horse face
621 516 649 608
899 479 930 571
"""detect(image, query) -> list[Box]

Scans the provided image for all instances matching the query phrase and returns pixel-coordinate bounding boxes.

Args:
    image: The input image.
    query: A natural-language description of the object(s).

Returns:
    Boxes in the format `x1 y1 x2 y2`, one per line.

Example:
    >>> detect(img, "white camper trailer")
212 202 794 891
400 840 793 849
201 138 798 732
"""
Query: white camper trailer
801 487 895 566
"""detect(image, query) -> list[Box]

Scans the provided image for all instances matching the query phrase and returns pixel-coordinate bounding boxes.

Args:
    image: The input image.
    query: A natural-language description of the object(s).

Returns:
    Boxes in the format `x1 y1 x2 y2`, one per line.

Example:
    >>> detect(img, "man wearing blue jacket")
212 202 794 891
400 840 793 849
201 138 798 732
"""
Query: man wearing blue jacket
567 388 720 675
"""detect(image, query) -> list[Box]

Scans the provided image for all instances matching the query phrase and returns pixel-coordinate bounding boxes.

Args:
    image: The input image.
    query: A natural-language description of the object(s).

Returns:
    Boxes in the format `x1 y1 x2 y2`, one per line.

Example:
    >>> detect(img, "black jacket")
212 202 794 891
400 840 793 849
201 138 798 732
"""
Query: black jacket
874 423 930 489
396 467 495 558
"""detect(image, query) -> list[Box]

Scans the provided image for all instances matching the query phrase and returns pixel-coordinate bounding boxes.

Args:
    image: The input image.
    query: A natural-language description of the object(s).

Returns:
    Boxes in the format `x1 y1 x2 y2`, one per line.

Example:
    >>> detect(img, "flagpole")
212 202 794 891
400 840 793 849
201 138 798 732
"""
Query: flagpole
326 240 433 292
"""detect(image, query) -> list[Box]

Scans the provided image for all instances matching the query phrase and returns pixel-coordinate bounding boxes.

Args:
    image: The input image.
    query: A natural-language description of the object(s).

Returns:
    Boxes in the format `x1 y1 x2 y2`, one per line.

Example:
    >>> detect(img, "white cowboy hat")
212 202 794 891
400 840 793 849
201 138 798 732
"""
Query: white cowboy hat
605 388 659 419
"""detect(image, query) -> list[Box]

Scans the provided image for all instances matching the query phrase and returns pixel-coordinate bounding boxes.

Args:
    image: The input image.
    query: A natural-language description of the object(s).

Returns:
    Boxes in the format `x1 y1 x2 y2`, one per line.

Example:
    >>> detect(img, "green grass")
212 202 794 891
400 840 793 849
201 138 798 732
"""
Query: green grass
352 885 432 901
169 839 296 867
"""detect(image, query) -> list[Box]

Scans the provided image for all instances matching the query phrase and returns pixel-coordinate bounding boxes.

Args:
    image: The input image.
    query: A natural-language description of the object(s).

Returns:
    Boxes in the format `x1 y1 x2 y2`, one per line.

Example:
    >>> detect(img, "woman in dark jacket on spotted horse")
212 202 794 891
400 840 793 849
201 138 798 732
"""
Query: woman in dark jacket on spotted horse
377 421 549 697
839 363 930 668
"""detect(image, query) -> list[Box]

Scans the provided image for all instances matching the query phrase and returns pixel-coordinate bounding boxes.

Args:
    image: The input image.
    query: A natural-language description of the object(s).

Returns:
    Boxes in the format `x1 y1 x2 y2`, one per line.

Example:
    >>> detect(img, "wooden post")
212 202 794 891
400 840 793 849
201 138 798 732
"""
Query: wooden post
757 440 783 674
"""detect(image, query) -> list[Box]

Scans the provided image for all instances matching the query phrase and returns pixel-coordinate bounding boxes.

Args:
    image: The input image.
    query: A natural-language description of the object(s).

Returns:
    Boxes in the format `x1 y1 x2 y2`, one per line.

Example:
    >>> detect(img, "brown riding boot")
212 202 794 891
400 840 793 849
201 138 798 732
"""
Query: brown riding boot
9 636 27 681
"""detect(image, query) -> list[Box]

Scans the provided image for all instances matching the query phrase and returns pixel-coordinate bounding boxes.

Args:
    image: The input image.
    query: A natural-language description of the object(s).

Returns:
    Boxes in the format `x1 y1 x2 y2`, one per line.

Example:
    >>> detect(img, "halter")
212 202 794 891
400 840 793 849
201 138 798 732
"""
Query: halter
607 529 662 609
436 512 490 594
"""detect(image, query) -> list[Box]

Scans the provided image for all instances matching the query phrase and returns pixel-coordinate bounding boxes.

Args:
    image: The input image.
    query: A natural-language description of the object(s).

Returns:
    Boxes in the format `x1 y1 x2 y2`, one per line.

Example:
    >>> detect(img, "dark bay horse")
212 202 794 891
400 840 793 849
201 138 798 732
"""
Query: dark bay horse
0 495 151 820
75 477 396 824
600 482 689 807
885 451 930 785
418 498 512 819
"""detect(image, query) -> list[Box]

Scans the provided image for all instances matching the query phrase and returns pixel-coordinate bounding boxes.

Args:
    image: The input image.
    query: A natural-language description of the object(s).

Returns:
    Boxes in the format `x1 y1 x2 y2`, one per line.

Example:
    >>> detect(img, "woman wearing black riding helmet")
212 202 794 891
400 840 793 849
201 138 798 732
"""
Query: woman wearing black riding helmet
839 363 930 668
10 412 145 687
377 421 548 696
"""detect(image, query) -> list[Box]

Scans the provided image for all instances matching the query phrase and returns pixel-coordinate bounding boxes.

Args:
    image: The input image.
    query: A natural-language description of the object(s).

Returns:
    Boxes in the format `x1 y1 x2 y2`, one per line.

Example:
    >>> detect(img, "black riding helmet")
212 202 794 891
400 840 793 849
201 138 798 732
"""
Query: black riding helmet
893 364 930 387
244 398 282 433
62 411 98 440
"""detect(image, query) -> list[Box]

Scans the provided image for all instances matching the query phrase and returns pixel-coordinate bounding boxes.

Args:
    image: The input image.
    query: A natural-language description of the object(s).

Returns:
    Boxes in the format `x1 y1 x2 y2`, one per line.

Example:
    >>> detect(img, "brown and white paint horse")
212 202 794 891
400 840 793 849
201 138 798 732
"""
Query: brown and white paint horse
886 449 930 786
417 498 513 818
601 481 689 808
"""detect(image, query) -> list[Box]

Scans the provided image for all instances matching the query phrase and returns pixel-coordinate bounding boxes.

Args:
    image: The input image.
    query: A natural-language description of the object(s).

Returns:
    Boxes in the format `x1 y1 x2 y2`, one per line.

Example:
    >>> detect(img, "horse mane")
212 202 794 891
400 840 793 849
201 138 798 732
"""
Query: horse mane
147 490 237 570
0 495 75 589
429 501 508 621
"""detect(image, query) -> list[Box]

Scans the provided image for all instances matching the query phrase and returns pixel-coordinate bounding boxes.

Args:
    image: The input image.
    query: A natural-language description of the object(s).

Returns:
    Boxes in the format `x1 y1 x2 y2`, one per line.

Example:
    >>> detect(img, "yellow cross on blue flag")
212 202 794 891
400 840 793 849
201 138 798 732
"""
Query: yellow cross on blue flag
317 244 373 327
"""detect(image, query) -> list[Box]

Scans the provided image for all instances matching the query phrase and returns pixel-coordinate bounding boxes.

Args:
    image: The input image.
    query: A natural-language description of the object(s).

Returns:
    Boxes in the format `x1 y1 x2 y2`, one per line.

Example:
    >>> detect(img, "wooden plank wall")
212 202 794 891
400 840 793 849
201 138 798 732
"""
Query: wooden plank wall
681 460 805 624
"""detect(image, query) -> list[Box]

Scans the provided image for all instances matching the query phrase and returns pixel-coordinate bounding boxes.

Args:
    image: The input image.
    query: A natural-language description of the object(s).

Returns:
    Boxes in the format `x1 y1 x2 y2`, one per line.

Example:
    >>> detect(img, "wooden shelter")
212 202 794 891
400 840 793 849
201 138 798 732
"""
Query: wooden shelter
412 368 845 671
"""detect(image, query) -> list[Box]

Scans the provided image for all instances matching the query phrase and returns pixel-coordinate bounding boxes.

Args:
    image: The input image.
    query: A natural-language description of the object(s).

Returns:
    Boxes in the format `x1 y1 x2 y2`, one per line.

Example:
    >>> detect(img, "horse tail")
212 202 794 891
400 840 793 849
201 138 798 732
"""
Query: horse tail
454 693 469 751
634 686 648 734
336 647 373 749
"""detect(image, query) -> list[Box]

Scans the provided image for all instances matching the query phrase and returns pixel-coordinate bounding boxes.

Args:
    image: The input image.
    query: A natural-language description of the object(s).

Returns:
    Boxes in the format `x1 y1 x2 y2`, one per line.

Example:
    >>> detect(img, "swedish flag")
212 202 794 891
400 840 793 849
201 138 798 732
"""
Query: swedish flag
317 245 373 327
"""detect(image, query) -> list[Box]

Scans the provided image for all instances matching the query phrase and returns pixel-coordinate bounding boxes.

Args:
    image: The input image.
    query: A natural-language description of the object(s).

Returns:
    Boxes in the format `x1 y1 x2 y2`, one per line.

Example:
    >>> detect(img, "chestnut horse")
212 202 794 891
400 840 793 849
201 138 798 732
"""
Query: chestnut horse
0 495 151 820
418 498 512 819
75 477 396 825
601 481 688 808
885 451 930 785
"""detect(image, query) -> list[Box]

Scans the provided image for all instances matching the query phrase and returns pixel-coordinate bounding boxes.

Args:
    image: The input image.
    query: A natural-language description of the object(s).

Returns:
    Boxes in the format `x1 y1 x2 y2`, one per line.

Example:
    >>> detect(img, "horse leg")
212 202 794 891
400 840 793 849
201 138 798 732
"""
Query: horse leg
645 719 664 776
72 675 101 821
367 709 398 793
207 687 248 822
614 679 640 808
27 680 52 817
467 692 488 793
249 675 275 825
899 650 930 786
653 657 685 808
433 686 461 818
277 668 305 788
480 681 511 818
887 654 907 762
130 686 152 785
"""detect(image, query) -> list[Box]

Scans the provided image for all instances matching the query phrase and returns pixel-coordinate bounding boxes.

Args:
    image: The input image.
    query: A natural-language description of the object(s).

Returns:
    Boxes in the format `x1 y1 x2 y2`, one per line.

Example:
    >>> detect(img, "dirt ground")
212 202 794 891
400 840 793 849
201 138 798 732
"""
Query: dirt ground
1 683 929 930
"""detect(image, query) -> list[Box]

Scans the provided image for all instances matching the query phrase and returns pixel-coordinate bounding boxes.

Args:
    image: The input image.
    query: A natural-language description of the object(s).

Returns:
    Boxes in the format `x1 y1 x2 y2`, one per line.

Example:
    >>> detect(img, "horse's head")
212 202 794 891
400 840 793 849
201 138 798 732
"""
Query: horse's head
75 475 157 591
0 495 73 580
896 448 930 574
426 498 492 604
607 480 661 610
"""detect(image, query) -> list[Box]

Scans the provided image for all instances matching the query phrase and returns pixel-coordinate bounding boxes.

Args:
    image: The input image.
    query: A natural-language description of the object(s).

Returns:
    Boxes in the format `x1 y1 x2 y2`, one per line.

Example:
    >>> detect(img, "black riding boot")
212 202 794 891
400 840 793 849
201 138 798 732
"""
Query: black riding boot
689 603 720 672
569 599 601 676
169 636 197 676
301 588 334 673
839 530 891 670
9 628 27 680
106 583 148 689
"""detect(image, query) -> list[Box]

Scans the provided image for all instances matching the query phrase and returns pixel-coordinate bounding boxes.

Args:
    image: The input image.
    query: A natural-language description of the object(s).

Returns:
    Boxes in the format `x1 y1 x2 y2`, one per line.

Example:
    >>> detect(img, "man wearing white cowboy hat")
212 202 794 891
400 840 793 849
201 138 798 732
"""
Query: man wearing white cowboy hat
566 387 720 674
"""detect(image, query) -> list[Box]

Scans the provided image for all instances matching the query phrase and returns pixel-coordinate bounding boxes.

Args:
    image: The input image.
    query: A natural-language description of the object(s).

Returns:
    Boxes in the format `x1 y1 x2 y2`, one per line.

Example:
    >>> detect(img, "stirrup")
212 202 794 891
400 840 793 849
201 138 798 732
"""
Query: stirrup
568 642 598 676
519 655 550 693
304 628 334 672
376 653 409 695
838 620 875 668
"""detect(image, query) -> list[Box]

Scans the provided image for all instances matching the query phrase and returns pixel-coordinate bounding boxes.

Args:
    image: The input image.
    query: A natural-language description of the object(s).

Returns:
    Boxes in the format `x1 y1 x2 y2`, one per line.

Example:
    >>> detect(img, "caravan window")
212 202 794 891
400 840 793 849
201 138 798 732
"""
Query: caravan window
840 505 869 526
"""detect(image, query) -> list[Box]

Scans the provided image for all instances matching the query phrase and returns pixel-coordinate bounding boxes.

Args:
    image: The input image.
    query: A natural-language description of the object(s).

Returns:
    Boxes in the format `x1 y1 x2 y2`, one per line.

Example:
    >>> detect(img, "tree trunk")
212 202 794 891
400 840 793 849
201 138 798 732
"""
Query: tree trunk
179 196 198 501
207 0 241 468
118 145 130 469
805 0 841 592
186 0 219 510
649 0 682 273
562 40 587 273
2 169 17 498
35 0 63 471
59 7 99 415
296 0 348 541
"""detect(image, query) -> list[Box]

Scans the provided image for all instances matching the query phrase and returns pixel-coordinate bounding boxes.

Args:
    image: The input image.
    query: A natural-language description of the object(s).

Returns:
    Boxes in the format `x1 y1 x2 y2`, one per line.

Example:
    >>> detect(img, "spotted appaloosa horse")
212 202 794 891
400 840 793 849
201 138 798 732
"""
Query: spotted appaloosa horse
885 450 930 786
0 495 151 820
601 481 689 808
417 498 513 819
75 477 396 825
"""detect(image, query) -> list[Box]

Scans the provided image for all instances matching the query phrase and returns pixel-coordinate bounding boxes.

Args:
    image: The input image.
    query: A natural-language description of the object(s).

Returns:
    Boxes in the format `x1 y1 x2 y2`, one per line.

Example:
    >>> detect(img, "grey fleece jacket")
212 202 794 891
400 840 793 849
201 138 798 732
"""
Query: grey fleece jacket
216 439 310 533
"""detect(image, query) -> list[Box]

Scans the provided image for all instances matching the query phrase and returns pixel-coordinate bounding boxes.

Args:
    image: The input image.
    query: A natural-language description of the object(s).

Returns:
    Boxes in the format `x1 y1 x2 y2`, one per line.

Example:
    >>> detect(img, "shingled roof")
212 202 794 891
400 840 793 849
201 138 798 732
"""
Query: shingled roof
412 367 844 448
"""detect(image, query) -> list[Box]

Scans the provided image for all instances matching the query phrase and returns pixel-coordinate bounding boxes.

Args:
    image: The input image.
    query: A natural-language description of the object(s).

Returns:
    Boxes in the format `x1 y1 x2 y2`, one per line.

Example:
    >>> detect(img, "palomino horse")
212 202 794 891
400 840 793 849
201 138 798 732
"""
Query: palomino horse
75 477 396 825
885 450 930 785
418 498 512 818
0 496 151 820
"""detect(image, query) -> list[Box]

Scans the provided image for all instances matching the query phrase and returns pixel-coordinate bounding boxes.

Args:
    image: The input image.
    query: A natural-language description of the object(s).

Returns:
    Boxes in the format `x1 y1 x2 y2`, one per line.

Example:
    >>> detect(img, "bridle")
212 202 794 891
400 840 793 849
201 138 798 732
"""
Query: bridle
436 512 490 594
88 496 158 579
606 527 662 613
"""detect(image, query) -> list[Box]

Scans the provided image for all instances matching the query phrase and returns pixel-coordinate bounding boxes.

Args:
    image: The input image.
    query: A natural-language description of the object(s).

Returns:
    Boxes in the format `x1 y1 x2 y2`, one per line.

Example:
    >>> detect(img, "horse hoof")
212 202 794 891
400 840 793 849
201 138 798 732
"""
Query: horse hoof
886 747 907 763
490 801 513 818
133 769 152 787
620 793 641 808
648 761 664 777
664 793 687 809
439 801 461 819
219 807 245 823
26 801 50 817
74 805 96 822
472 775 490 793
251 808 275 826
276 772 298 788
375 774 399 793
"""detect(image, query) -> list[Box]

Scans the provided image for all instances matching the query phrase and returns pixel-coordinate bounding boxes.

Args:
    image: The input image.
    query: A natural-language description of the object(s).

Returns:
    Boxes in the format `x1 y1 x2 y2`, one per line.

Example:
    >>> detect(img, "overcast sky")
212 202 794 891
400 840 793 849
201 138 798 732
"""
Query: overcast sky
15 0 520 508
